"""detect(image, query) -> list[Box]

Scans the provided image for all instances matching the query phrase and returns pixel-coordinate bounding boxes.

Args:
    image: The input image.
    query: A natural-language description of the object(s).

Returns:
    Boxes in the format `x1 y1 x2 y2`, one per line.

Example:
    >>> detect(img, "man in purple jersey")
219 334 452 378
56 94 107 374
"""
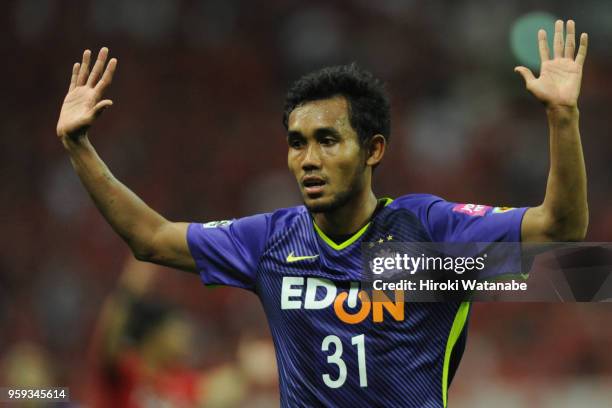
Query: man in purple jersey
57 20 588 407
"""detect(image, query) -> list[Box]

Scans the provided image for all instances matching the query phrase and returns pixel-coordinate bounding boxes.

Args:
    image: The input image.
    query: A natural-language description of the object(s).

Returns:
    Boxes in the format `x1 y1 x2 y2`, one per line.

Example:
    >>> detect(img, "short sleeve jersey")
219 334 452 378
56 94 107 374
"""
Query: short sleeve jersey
187 194 527 408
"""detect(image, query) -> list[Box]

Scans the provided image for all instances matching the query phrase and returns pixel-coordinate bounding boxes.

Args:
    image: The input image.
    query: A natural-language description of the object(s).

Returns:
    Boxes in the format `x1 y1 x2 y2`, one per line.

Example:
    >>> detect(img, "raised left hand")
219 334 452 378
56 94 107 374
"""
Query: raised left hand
515 20 588 109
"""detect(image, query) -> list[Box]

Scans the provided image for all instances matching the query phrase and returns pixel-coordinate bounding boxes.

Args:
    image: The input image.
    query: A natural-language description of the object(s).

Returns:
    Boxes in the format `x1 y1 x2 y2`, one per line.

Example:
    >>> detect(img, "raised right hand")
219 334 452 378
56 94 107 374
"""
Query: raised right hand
56 47 117 143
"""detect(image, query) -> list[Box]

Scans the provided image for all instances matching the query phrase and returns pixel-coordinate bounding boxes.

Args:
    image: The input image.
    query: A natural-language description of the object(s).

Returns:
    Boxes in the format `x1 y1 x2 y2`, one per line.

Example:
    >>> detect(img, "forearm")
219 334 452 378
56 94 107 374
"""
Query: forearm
540 106 588 239
64 135 168 258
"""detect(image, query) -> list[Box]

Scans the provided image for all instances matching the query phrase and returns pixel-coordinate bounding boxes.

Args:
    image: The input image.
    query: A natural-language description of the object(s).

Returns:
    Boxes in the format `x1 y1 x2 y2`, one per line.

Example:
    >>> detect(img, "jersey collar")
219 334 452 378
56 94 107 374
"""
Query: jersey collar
312 197 394 251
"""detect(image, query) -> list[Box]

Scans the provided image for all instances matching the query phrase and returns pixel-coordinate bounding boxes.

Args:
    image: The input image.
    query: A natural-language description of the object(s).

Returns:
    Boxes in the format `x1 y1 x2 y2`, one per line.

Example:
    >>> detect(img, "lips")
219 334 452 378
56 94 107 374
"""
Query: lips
302 176 326 196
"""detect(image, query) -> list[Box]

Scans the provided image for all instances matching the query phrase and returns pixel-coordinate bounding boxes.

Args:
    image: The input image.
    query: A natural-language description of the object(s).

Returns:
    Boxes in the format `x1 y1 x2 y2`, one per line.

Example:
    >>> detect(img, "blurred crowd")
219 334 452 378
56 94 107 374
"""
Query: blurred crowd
2 0 612 406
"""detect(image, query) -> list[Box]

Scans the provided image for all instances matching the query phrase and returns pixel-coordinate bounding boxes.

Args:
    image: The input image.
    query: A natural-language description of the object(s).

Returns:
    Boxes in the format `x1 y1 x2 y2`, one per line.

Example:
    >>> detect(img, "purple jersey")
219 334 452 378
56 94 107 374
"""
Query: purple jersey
187 194 527 407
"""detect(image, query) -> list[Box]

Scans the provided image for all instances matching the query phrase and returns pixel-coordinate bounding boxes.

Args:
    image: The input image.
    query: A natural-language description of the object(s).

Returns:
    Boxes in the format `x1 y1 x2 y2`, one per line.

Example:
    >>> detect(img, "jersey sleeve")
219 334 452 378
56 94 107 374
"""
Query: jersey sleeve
186 214 270 291
400 194 530 279
423 197 528 243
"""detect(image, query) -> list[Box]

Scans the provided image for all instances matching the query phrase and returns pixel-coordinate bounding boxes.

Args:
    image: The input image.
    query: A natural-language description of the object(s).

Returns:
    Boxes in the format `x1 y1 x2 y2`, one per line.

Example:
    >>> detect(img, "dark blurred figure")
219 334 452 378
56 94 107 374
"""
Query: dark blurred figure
86 258 208 407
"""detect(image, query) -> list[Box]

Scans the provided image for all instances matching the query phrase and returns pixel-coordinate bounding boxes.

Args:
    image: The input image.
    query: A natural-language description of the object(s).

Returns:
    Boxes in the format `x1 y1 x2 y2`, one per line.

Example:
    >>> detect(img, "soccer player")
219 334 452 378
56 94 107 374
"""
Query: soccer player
57 20 588 407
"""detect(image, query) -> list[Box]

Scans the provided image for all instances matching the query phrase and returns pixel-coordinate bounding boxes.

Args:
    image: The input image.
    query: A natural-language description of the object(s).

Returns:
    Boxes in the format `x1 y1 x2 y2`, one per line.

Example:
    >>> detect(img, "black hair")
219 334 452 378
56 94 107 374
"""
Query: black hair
283 63 391 145
125 299 176 345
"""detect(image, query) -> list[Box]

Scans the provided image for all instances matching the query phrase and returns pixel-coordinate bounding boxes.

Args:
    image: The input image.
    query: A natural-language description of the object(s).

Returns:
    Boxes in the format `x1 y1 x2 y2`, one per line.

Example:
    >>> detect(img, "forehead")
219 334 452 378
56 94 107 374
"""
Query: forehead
288 96 351 132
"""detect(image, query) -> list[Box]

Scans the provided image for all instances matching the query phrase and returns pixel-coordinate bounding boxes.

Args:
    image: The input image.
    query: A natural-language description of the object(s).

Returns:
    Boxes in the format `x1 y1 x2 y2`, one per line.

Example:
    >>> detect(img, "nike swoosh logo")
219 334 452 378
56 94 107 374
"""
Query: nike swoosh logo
286 251 319 263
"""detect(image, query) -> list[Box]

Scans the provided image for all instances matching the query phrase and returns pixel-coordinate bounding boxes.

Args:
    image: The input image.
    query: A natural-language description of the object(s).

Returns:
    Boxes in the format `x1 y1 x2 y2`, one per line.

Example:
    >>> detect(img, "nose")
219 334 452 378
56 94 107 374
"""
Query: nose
301 143 321 171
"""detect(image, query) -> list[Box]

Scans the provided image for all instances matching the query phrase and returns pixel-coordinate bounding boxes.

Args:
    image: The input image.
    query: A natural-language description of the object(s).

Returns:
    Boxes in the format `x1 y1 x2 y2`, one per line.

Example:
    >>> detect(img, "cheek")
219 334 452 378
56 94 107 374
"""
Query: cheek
328 148 363 179
287 152 297 172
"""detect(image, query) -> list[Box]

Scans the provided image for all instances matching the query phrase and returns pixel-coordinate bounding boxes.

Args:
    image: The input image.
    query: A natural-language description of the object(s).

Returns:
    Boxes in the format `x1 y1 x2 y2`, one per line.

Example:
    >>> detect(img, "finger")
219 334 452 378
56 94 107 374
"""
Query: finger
576 33 588 66
564 20 575 59
77 49 91 86
93 100 113 117
553 20 564 58
87 47 109 87
514 66 536 84
69 63 80 92
94 58 117 95
538 29 550 62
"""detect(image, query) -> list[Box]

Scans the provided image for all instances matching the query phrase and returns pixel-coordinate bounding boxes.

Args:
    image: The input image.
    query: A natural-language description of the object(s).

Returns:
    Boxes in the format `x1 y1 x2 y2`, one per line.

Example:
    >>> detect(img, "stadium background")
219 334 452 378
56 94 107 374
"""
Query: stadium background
2 0 612 406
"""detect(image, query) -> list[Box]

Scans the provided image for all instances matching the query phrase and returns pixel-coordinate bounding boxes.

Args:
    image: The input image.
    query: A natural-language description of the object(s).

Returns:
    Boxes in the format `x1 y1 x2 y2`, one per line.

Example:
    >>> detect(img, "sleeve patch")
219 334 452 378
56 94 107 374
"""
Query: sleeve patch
492 207 516 213
202 220 234 228
452 204 491 217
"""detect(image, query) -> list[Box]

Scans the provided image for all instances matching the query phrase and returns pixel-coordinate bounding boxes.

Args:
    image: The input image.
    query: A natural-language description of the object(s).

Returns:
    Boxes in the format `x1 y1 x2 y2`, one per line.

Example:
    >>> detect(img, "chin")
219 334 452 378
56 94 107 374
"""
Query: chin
302 195 331 213
305 201 335 213
303 191 352 214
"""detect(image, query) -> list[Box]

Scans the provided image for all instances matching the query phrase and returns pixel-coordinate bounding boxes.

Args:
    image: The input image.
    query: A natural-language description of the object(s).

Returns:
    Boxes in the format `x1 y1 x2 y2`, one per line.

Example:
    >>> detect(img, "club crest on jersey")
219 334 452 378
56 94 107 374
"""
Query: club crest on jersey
281 277 404 324
452 203 491 217
492 206 516 213
202 220 233 228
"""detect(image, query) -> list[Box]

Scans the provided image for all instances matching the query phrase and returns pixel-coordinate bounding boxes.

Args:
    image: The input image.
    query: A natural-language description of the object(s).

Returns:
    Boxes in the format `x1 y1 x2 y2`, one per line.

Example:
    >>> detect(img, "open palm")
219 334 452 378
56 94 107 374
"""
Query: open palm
515 20 588 108
56 48 117 140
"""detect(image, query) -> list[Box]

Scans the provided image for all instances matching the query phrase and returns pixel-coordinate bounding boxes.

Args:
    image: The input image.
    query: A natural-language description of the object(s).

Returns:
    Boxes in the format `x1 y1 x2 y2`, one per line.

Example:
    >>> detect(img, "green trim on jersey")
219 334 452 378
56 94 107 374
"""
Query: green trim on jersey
380 197 394 206
312 197 394 251
313 220 370 250
442 301 471 408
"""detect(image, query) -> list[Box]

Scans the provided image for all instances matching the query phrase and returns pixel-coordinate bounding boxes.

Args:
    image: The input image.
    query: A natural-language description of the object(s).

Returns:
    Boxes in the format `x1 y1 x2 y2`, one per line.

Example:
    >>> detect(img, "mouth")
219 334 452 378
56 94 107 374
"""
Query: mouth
302 176 327 197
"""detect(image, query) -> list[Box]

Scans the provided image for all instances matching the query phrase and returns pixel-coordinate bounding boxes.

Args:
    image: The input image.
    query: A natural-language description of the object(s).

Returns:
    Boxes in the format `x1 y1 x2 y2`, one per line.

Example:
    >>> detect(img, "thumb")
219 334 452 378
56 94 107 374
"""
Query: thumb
93 99 113 117
514 66 535 84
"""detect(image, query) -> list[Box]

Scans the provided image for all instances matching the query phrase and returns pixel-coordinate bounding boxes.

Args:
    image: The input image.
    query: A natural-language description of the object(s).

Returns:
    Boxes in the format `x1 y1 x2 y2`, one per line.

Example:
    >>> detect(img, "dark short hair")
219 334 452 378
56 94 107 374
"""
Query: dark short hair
283 63 391 145
126 299 176 345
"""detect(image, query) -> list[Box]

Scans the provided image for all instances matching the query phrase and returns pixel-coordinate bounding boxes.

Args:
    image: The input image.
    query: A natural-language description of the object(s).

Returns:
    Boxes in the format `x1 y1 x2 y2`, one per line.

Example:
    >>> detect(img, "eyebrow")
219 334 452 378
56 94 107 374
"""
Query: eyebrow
287 127 342 139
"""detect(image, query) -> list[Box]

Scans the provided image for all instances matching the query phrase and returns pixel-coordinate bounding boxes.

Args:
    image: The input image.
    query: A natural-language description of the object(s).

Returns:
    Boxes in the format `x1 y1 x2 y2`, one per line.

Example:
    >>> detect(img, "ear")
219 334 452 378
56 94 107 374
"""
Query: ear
365 134 386 167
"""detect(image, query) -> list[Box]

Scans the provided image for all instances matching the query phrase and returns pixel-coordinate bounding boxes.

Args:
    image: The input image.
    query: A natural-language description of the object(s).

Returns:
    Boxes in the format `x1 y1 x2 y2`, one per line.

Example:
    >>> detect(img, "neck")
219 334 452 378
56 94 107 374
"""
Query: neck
313 189 378 236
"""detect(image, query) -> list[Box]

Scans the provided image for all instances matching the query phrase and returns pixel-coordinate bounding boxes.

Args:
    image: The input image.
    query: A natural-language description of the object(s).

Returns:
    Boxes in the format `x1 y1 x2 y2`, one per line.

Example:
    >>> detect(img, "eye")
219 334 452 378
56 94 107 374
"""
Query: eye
288 137 305 149
320 137 337 146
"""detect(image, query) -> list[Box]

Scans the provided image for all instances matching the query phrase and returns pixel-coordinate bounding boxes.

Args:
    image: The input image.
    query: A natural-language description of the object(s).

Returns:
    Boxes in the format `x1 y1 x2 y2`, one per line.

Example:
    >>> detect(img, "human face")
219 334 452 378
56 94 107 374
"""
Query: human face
149 316 194 364
287 96 368 213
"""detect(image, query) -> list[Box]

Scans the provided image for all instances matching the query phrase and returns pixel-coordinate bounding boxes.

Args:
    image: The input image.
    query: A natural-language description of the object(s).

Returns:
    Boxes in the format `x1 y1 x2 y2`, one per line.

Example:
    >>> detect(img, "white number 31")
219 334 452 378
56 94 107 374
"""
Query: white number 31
321 334 367 388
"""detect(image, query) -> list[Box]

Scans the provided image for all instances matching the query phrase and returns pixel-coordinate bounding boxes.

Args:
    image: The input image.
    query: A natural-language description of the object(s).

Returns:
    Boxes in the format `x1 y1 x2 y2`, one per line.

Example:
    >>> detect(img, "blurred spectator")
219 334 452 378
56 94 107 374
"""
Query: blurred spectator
87 258 207 407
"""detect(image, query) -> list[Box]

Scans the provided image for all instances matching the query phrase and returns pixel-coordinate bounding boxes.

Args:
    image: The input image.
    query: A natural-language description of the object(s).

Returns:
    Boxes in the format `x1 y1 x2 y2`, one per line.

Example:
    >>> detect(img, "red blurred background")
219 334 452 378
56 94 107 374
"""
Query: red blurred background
2 0 612 406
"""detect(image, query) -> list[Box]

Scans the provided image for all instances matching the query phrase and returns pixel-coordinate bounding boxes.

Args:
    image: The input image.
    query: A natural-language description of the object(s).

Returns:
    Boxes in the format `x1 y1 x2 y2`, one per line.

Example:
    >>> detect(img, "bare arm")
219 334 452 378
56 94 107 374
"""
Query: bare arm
57 48 196 271
514 20 589 242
